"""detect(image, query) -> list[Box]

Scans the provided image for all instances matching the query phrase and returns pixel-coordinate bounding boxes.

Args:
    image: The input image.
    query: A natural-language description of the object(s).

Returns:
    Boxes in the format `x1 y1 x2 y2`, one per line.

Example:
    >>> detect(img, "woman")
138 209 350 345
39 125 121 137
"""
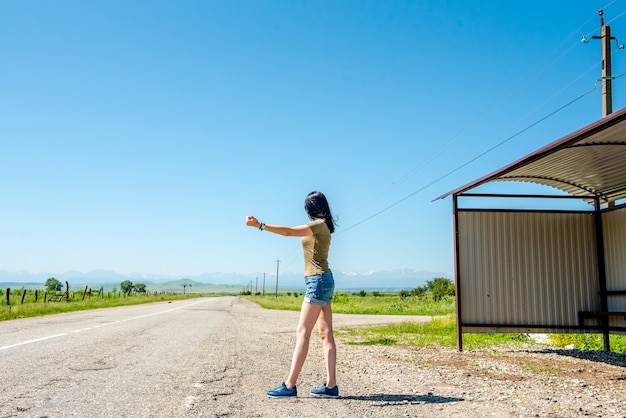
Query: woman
246 191 339 398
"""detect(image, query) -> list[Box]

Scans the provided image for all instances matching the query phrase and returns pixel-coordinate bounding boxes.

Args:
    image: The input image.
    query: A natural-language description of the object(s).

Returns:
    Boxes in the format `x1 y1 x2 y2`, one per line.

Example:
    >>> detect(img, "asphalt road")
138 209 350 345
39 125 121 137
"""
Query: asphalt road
1 296 431 417
1 297 243 417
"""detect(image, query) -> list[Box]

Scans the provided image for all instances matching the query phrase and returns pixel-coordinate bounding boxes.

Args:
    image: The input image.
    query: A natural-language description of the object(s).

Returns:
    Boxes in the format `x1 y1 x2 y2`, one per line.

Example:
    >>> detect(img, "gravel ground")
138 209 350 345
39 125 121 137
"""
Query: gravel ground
334 343 626 417
186 298 626 418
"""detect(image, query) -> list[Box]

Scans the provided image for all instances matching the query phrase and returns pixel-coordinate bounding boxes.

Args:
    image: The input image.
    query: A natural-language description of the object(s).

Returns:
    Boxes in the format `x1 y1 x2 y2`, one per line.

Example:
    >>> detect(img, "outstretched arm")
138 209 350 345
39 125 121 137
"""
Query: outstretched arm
246 215 313 237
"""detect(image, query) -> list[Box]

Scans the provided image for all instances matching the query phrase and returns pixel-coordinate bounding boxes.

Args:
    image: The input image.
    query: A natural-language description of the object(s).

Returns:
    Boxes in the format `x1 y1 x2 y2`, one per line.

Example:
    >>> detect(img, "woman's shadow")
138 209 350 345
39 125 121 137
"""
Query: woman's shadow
341 392 463 405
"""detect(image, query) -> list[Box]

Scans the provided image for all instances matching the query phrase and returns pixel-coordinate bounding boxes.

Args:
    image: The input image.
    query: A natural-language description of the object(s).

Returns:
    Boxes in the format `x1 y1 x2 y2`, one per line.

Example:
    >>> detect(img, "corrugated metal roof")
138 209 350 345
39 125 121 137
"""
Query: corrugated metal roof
435 106 626 203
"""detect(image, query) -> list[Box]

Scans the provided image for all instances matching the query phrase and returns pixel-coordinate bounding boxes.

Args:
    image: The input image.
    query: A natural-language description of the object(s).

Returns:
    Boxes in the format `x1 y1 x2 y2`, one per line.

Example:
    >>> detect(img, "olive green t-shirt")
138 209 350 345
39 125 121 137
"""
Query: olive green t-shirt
302 218 332 276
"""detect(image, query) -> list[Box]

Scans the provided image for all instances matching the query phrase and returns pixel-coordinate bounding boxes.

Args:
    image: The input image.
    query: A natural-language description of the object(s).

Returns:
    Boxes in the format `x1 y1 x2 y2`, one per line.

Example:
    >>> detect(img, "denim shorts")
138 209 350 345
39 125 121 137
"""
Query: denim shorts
304 272 335 306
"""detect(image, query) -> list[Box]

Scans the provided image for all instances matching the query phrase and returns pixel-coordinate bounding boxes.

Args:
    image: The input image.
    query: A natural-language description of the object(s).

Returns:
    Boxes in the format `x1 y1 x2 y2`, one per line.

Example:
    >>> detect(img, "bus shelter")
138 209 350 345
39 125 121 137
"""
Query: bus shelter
435 107 626 351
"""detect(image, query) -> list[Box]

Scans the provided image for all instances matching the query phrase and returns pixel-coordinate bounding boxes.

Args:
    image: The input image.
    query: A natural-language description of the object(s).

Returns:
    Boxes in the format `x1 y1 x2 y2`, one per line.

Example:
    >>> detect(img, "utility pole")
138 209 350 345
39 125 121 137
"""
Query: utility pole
587 9 624 116
599 10 613 116
255 276 258 294
275 259 280 297
585 9 623 209
263 272 266 295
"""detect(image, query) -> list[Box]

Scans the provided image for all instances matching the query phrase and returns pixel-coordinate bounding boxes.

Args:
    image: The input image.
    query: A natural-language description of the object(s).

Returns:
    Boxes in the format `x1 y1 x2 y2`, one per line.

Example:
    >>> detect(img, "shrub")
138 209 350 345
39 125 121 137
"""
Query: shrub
428 277 455 301
411 286 427 297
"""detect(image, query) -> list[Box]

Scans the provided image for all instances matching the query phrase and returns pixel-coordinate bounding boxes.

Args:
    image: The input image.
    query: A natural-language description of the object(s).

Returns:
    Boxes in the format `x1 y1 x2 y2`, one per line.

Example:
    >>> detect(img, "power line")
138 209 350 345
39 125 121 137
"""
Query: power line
606 9 626 26
339 8 625 235
338 82 605 235
265 7 626 265
512 63 600 125
345 7 605 224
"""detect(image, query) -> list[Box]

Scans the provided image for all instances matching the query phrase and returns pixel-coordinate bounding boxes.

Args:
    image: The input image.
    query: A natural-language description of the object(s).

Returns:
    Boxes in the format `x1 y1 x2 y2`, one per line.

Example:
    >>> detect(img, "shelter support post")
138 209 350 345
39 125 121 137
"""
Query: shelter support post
453 194 463 351
594 197 610 351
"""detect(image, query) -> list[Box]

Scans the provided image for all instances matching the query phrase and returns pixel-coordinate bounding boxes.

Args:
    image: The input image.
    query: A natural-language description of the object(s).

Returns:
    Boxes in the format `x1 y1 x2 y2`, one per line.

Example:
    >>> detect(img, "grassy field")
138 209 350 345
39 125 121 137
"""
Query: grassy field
243 292 525 350
244 290 456 316
243 292 626 354
335 315 533 350
0 289 210 321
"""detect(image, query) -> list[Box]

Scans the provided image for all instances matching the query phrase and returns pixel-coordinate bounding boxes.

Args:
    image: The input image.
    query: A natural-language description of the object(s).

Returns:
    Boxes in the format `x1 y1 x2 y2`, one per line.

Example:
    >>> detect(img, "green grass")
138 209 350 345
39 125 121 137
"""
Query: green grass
243 292 626 354
243 291 456 316
0 291 209 321
549 333 626 353
244 293 529 349
335 315 533 349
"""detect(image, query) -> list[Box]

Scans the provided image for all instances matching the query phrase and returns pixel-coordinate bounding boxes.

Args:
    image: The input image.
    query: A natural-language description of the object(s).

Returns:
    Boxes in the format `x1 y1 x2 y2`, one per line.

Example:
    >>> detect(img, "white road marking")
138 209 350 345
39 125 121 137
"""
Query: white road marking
0 333 68 350
0 299 208 351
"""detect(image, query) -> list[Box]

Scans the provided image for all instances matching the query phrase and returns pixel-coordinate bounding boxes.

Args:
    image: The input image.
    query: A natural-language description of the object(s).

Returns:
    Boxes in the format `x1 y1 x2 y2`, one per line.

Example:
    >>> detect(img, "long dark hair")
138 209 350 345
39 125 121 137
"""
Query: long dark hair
304 191 336 233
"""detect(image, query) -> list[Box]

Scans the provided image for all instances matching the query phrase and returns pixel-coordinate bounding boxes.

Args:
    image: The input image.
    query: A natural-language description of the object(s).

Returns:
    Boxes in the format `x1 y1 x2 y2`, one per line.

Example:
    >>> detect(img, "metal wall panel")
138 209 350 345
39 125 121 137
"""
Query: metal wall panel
458 210 599 333
602 207 626 326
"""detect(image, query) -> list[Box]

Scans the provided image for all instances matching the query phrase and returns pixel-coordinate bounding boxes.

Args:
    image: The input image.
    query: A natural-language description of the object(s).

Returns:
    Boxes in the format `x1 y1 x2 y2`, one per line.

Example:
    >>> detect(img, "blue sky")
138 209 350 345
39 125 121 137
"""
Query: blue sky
2 0 626 280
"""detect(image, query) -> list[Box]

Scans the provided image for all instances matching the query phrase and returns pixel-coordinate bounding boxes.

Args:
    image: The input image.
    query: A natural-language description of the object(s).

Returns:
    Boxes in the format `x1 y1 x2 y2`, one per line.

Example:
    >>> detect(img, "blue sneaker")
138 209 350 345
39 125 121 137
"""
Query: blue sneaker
310 383 339 398
267 382 297 398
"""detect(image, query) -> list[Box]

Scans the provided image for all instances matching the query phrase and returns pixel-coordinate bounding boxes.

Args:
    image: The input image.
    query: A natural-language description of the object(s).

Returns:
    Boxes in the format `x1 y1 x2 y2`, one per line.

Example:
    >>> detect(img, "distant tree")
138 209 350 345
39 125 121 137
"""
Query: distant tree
134 283 147 293
411 285 427 297
427 277 455 301
120 280 134 294
45 278 62 292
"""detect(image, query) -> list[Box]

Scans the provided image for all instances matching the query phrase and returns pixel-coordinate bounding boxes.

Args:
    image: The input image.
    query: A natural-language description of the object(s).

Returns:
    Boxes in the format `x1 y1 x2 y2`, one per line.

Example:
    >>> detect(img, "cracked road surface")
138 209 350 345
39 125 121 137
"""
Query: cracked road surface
0 296 432 417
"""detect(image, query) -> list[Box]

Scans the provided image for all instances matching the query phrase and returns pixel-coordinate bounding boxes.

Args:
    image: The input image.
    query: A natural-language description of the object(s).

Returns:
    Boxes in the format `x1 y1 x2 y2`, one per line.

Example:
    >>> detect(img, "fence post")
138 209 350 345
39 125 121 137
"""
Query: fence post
35 289 39 302
6 288 9 306
21 289 27 304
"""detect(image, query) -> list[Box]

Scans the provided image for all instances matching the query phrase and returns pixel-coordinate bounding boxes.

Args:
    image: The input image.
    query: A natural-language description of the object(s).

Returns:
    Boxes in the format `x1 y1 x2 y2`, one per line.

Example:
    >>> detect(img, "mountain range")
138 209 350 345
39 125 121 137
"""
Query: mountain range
0 268 451 291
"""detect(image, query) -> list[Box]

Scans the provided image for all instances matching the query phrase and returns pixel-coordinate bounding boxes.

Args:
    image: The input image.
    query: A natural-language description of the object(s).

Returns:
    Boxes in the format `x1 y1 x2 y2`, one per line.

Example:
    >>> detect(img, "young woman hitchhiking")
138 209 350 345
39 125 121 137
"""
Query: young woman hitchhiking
245 191 339 398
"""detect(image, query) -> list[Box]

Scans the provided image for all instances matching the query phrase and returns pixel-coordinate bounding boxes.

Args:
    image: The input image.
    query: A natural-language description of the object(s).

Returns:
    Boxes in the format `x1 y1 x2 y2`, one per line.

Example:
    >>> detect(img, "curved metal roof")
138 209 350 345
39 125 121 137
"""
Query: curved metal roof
435 106 626 203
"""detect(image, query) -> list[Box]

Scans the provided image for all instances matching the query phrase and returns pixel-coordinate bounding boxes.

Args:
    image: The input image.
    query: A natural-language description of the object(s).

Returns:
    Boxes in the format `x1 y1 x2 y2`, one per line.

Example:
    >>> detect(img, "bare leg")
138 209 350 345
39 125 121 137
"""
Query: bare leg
317 302 337 388
284 301 323 388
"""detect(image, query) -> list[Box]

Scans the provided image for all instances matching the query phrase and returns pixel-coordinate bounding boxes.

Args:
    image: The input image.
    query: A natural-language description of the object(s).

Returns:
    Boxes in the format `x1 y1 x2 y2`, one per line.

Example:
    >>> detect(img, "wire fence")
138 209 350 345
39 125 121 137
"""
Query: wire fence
1 285 170 306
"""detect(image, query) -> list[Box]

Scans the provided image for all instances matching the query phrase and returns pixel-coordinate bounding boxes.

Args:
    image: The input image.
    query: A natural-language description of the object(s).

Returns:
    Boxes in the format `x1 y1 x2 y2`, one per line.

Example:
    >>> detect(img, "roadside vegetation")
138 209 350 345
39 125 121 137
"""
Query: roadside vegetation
335 315 534 350
243 277 626 354
549 333 626 353
244 290 455 316
0 279 209 321
337 317 626 354
244 277 456 316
